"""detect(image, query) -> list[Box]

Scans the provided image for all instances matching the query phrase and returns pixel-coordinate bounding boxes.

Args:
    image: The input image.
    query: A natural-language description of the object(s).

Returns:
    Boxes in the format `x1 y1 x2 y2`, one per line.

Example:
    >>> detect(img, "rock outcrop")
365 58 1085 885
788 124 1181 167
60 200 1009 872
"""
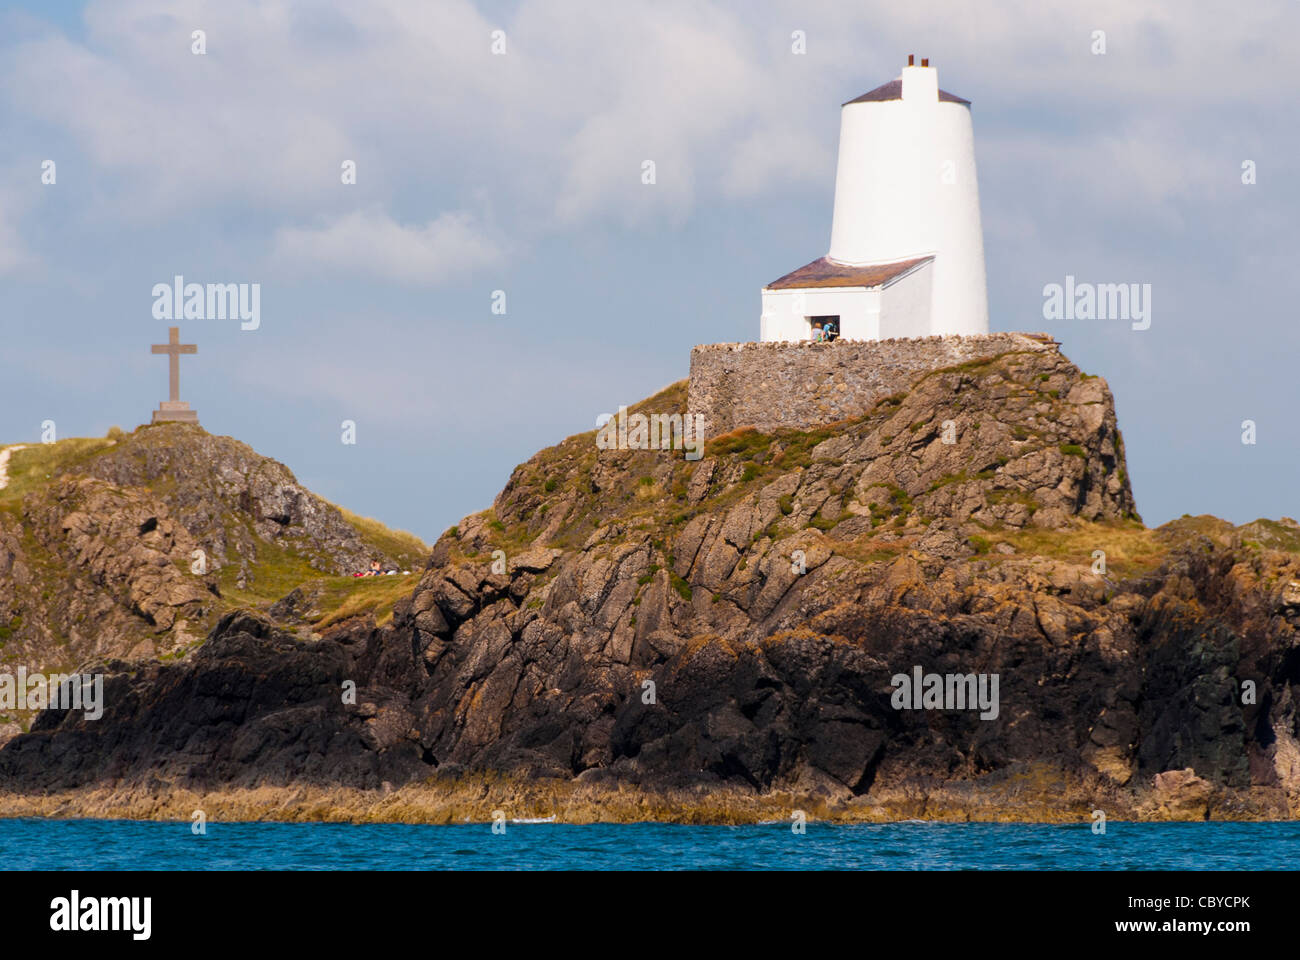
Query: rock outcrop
3 346 1299 821
0 423 425 680
71 424 381 576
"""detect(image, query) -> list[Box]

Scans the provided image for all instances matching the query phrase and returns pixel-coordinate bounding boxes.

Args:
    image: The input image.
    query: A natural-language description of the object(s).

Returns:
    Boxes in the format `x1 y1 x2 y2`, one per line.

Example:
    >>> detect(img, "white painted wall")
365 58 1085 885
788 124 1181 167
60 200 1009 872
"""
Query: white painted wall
760 287 881 341
878 260 934 339
826 65 988 336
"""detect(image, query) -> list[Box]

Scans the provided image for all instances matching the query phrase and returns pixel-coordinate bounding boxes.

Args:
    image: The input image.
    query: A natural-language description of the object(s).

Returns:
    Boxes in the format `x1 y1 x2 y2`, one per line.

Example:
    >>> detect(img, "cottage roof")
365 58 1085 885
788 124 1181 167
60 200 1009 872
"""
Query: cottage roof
764 255 934 291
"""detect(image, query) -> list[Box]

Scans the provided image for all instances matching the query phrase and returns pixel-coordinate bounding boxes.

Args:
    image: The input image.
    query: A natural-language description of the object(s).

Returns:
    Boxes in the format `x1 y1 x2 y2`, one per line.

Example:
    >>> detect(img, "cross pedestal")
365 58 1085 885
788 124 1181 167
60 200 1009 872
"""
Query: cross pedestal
152 400 199 423
151 326 200 424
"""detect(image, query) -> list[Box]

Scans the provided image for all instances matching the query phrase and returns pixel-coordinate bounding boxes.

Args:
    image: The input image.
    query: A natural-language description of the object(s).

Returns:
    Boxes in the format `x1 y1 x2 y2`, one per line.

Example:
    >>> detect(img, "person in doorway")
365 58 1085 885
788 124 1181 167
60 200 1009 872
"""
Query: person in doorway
822 319 839 342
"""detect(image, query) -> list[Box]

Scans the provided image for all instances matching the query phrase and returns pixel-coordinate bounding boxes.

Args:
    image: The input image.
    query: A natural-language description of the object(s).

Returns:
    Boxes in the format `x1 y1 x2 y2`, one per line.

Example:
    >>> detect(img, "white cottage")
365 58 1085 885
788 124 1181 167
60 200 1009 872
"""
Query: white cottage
761 57 989 342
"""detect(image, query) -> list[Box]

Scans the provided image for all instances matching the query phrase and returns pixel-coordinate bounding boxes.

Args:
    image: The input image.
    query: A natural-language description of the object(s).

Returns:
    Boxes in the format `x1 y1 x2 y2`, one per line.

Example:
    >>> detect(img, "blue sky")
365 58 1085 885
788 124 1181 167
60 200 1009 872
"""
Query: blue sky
1 0 1297 542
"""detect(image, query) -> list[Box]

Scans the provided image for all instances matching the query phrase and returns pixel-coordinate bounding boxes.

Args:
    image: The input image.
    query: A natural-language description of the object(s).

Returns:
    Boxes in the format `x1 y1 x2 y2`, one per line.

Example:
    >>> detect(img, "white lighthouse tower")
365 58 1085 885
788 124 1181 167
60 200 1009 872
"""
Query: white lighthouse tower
761 57 988 342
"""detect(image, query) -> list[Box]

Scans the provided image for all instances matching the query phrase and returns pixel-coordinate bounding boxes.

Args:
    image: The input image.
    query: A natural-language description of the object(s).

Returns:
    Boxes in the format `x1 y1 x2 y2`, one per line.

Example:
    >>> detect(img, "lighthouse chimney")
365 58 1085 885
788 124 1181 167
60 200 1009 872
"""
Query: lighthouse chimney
826 58 989 336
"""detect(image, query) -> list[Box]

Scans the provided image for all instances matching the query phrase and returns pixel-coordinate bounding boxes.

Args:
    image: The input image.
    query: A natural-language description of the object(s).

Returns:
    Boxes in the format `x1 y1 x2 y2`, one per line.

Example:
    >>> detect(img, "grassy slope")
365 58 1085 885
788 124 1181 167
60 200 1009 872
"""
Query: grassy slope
0 434 429 633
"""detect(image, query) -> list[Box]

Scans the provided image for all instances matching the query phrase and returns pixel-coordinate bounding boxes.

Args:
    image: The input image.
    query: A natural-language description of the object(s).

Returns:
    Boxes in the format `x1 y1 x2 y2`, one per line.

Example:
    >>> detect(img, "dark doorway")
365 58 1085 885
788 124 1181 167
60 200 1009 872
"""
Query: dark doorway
809 315 840 341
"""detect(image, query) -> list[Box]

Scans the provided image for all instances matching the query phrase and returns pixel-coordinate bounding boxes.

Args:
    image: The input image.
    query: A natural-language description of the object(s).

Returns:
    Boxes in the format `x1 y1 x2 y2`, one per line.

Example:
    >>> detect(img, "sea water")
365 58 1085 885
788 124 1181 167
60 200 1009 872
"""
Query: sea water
0 819 1295 870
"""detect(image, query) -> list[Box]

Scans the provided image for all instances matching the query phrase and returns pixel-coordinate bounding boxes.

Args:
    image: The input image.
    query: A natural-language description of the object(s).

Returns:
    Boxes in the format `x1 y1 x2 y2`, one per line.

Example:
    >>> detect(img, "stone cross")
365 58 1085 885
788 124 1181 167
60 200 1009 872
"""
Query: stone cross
150 327 200 424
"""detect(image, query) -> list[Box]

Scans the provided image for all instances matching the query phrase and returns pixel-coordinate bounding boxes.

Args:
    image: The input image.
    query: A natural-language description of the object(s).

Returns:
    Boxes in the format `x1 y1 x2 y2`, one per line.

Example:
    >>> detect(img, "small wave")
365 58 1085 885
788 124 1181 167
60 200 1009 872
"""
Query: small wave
510 816 557 824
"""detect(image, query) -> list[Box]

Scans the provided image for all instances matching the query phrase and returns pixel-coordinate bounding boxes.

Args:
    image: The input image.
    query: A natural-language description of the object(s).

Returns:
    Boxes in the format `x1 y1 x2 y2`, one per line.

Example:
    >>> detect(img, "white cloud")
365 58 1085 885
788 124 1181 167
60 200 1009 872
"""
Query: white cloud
0 0 838 236
271 209 500 285
724 125 832 200
3 0 1300 279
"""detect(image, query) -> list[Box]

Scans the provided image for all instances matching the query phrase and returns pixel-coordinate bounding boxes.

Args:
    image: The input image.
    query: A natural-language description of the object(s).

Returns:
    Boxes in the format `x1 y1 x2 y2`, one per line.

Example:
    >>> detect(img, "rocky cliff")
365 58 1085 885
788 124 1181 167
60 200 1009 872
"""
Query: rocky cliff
3 346 1300 823
0 424 426 719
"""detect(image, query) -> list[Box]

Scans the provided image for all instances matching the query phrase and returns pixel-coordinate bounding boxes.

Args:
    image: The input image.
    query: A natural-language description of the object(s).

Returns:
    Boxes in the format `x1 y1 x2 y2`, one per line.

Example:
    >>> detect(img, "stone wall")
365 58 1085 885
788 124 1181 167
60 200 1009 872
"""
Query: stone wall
687 333 1057 434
